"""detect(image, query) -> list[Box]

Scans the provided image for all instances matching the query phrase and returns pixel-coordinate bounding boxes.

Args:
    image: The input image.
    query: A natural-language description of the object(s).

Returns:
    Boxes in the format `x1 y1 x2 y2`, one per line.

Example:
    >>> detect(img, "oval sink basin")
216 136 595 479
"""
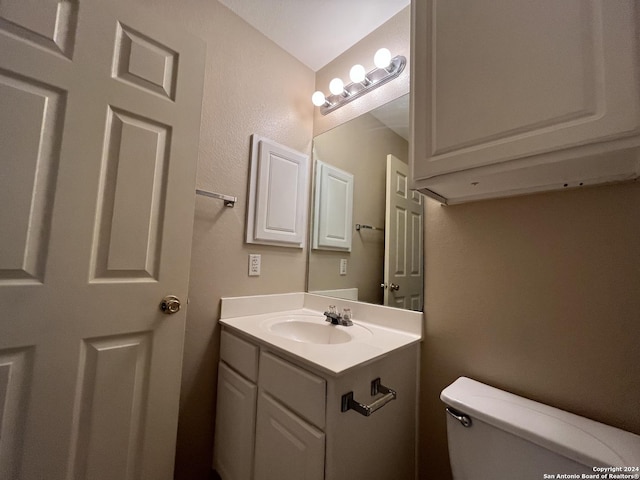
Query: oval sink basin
270 321 352 344
263 315 373 345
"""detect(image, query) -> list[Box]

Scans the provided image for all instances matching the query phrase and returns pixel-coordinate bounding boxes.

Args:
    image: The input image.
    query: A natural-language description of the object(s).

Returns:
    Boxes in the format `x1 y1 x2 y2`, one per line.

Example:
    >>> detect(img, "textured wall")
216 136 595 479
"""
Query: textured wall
310 112 408 304
128 1 316 478
419 181 640 479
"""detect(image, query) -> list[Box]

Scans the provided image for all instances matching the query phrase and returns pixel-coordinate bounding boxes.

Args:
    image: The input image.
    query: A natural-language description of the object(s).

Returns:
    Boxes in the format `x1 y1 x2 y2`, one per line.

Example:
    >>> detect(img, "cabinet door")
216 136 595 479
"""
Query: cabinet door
412 0 640 180
213 362 257 480
254 392 325 480
246 135 309 248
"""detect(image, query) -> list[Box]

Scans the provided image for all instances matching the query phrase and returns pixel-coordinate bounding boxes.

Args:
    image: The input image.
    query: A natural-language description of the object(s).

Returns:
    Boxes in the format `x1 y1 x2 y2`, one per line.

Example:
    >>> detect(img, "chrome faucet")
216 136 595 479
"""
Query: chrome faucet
323 306 353 326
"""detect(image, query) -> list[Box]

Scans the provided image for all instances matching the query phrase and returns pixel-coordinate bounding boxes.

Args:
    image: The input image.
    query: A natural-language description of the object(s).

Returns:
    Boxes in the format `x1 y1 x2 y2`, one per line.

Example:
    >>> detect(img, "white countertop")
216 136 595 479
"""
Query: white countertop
219 293 423 375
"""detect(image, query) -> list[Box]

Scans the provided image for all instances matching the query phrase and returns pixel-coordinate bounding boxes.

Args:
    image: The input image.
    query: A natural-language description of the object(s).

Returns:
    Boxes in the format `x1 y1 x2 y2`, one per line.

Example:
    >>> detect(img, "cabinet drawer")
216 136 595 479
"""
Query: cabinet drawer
220 329 259 382
259 352 326 429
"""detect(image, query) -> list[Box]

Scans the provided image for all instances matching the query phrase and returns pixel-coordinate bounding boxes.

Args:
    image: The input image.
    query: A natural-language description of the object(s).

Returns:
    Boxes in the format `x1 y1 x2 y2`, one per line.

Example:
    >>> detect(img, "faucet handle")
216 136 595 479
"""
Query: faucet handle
340 308 353 326
324 305 341 324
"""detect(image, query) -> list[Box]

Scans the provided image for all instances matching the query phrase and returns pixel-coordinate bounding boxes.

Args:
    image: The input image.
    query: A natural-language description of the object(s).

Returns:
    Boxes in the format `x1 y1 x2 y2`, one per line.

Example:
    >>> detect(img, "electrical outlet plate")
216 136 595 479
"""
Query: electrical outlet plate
249 254 261 276
340 258 347 276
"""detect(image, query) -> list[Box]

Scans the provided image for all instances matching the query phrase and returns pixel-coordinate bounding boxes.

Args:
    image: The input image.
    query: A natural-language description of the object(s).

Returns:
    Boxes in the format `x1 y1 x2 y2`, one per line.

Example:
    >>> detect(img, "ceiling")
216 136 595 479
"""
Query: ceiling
217 0 410 71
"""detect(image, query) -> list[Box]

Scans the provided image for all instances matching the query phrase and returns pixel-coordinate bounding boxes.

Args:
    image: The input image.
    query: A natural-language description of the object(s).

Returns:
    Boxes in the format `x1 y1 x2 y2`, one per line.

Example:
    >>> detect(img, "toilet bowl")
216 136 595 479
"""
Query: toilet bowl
441 377 640 480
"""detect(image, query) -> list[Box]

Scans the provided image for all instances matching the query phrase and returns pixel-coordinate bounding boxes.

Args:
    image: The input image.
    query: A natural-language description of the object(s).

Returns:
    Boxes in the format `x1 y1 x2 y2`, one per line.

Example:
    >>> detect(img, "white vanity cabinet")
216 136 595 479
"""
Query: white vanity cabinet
410 0 640 204
213 328 419 480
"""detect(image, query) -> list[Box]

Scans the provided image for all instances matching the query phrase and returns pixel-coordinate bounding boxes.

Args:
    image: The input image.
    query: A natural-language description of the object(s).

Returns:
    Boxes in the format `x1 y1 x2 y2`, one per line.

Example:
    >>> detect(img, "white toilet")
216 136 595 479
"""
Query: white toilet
441 377 640 480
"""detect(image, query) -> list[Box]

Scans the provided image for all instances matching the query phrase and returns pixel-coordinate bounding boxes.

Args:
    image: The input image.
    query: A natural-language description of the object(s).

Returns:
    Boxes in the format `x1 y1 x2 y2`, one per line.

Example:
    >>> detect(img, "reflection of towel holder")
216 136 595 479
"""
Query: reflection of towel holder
355 223 384 232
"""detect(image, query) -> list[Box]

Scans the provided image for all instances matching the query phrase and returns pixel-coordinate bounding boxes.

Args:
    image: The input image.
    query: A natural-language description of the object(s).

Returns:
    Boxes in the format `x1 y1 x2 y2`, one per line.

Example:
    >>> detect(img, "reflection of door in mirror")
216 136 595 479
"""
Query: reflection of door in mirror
308 95 423 311
384 154 424 311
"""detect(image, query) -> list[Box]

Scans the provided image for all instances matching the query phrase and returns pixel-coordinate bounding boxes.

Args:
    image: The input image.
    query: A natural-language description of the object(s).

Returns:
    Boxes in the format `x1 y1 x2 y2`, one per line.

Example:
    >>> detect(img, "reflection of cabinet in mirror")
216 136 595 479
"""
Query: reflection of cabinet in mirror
312 160 354 252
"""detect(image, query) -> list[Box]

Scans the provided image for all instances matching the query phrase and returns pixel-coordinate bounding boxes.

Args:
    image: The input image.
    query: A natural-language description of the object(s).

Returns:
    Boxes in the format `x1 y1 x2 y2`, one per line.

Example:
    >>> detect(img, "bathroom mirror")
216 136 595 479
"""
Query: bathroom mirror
307 94 424 311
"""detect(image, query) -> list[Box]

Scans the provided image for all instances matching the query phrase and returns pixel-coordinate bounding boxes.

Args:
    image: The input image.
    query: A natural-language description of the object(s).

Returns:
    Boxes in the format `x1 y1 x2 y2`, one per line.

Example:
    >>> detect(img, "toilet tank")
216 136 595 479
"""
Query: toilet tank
441 377 640 480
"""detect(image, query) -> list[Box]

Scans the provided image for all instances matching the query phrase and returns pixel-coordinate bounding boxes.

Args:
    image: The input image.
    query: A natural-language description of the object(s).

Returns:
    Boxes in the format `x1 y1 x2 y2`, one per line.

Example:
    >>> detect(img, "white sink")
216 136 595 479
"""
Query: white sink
220 295 423 374
262 315 373 345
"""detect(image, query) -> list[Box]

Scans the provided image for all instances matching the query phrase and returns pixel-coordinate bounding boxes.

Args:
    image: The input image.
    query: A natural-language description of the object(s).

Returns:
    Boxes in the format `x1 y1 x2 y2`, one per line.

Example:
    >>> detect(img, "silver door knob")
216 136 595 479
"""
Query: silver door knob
380 283 387 289
389 283 400 291
160 295 181 314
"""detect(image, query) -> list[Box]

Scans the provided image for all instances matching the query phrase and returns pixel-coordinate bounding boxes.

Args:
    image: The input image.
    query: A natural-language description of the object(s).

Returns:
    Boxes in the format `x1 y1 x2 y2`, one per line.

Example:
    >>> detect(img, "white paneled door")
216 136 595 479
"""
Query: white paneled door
384 154 424 311
0 1 205 479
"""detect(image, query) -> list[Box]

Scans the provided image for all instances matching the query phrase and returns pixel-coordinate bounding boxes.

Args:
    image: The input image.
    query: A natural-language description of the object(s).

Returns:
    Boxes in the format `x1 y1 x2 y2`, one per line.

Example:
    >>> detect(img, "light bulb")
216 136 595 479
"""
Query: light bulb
349 64 366 83
329 78 344 95
374 48 392 69
311 91 326 107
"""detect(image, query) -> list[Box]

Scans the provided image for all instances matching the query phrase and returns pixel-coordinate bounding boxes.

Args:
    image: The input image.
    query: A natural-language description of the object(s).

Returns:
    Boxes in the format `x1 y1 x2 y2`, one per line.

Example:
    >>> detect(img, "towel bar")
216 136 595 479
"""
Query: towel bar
195 188 237 207
341 378 396 417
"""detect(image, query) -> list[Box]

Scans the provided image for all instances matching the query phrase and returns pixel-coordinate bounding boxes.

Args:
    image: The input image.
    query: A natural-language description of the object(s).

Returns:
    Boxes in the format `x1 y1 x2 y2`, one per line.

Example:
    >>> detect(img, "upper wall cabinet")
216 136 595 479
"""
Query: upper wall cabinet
247 136 309 247
410 0 640 204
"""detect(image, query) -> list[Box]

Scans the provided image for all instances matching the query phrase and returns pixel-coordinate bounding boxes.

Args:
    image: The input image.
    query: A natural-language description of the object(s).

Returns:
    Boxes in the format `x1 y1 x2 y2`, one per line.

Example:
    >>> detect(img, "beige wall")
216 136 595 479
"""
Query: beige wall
310 113 408 304
313 7 410 137
128 1 315 478
419 181 640 479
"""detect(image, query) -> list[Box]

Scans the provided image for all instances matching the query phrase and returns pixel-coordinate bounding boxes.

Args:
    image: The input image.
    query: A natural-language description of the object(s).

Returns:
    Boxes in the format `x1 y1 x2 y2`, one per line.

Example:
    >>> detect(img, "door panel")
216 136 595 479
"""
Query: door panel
394 207 407 277
0 71 65 284
0 0 78 58
92 107 170 280
0 347 33 479
0 1 205 478
71 333 151 480
113 22 178 100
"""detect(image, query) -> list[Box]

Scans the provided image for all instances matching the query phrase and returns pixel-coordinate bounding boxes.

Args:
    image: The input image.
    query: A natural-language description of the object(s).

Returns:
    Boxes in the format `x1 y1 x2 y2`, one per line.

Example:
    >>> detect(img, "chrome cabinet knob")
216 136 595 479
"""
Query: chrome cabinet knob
380 283 387 289
389 283 400 291
160 295 181 314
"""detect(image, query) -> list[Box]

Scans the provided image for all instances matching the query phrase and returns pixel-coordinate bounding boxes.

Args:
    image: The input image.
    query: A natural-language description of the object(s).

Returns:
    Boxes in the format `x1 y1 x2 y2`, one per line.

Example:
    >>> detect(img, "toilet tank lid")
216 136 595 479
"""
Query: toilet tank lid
441 377 640 468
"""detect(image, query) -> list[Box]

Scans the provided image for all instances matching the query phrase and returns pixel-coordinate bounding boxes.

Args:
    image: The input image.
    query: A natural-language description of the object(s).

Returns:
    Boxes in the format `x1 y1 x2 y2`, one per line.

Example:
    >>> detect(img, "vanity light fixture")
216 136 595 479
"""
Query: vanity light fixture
374 47 393 70
329 77 347 96
311 47 406 115
349 64 369 85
